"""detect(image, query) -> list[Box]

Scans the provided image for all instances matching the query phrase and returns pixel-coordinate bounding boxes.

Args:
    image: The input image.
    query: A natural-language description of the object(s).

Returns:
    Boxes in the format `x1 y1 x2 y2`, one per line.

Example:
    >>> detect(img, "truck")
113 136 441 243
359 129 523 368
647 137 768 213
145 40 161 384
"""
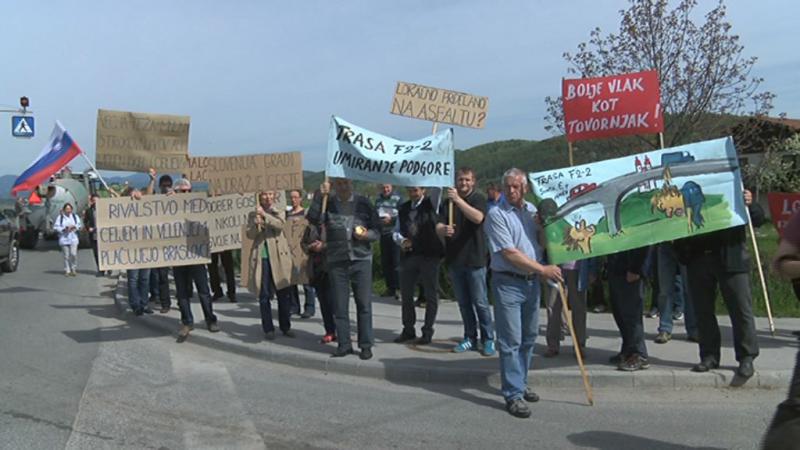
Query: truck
17 169 100 249
660 151 695 167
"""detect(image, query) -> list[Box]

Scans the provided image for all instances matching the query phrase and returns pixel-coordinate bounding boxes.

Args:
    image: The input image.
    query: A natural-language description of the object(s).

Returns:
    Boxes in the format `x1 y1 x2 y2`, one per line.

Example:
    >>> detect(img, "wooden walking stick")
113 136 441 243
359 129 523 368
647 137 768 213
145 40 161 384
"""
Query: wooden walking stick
747 208 776 336
556 280 594 406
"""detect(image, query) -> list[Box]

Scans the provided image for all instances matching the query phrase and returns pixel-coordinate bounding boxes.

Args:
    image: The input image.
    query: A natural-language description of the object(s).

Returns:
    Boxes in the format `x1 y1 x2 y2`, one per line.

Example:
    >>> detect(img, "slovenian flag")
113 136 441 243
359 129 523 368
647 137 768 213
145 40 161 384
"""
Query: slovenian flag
11 122 83 196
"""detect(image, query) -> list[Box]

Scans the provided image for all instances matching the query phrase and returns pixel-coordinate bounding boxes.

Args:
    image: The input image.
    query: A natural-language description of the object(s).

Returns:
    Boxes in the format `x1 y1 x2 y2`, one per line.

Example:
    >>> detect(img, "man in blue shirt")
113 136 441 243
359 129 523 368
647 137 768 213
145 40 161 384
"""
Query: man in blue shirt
485 168 563 419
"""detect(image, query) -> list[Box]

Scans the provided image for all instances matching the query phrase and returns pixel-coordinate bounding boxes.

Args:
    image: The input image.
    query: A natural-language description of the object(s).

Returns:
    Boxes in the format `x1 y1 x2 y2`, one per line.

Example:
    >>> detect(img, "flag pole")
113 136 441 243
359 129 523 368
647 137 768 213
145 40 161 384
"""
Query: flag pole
78 151 114 194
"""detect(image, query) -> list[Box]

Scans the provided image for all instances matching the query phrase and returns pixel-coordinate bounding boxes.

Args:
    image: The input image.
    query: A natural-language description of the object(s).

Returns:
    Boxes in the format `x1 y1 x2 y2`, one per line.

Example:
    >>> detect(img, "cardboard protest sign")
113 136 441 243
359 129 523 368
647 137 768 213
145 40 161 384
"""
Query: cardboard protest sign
187 152 302 195
207 193 258 252
767 192 800 237
391 81 489 129
326 116 454 187
529 137 747 264
96 193 211 271
562 70 663 142
96 109 190 171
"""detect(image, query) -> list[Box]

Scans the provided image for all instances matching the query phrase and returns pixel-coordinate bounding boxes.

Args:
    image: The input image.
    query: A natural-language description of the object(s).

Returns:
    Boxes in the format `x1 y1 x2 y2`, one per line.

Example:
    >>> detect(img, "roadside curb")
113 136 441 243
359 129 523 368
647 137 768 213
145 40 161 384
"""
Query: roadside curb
111 275 790 390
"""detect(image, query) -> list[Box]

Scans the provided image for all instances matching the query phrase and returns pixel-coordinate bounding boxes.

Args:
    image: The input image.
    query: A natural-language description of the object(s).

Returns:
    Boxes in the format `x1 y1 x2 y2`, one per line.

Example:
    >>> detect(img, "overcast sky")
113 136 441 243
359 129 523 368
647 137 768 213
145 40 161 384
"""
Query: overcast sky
1 0 797 176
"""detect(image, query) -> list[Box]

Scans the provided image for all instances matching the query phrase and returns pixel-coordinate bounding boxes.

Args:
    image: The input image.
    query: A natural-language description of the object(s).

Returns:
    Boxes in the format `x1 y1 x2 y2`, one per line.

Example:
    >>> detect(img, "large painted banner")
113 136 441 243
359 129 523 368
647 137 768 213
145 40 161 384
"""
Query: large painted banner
96 109 190 171
326 116 454 187
96 193 211 271
562 70 663 142
390 81 489 129
207 193 258 252
187 152 303 195
530 137 747 264
767 192 800 237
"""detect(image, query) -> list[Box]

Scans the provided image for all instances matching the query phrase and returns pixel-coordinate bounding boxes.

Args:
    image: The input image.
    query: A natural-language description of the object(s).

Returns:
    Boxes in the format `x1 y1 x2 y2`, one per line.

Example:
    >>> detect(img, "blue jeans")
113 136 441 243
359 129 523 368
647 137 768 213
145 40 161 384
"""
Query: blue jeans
492 272 541 402
450 265 493 343
259 258 293 333
656 245 699 336
174 264 217 326
127 268 151 312
290 285 316 315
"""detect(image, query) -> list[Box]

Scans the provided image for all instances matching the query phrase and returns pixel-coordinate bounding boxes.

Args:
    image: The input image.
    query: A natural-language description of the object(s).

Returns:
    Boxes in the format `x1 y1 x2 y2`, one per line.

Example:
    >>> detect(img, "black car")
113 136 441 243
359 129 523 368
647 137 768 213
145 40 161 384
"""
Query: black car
0 209 20 272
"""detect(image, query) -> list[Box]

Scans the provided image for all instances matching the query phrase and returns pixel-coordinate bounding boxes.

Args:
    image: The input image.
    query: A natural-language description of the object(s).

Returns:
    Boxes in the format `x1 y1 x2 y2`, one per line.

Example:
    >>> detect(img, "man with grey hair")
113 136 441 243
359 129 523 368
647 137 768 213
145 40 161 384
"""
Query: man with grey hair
484 168 563 418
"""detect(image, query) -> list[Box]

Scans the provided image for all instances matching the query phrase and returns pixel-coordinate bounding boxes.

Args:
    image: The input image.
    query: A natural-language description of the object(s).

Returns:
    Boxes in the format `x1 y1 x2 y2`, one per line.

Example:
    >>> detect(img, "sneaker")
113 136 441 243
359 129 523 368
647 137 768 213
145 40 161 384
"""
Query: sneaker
645 307 659 318
70 271 77 277
672 312 684 321
619 354 649 372
592 304 606 313
654 332 672 344
523 388 540 403
320 333 336 344
505 398 531 419
359 348 373 360
177 324 193 342
207 322 220 333
481 340 496 357
453 339 475 353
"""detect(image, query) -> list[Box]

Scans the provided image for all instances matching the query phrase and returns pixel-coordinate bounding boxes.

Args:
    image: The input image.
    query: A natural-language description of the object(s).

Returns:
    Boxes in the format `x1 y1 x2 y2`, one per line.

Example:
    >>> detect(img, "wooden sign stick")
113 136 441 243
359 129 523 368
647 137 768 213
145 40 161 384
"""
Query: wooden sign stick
747 209 776 336
430 121 455 226
557 280 594 406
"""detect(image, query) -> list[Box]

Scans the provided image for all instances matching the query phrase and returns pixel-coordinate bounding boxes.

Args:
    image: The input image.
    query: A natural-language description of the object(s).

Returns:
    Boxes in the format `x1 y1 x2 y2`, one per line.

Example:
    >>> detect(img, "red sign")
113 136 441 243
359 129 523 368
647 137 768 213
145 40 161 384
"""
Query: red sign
768 192 800 237
562 70 663 142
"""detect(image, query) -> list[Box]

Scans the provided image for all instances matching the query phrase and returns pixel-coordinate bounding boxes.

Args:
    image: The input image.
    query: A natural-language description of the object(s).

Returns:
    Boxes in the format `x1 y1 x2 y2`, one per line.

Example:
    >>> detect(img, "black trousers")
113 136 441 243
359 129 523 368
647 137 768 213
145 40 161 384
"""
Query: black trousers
685 253 759 363
399 255 440 337
380 234 400 291
609 273 647 358
91 239 99 271
208 250 236 298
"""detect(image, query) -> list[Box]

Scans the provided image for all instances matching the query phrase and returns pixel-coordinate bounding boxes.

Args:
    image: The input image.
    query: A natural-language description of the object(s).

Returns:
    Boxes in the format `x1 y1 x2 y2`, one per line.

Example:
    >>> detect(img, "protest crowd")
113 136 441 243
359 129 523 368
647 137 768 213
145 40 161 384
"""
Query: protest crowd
12 91 793 438
71 162 771 420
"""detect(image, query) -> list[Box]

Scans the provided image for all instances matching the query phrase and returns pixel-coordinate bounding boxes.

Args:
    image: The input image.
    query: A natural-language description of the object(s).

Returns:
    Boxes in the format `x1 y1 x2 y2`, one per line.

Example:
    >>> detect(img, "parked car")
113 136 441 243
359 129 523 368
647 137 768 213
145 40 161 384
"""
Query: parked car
0 209 20 272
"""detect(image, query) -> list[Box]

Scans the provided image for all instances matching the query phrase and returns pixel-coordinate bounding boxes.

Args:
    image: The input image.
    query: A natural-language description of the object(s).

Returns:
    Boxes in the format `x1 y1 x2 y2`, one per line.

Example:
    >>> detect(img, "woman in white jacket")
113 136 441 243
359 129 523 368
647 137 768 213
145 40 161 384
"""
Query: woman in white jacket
53 203 82 276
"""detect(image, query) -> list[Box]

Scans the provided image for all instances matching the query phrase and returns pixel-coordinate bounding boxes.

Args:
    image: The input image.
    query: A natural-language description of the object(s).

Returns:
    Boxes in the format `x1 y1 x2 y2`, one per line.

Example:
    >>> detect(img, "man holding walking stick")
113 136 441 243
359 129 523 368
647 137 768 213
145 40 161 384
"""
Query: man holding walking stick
484 168 563 418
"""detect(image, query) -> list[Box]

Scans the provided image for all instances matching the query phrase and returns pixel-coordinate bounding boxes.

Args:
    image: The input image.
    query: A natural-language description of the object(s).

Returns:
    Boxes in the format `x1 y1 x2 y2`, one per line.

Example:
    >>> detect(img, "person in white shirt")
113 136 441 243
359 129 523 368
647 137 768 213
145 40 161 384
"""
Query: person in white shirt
53 203 82 276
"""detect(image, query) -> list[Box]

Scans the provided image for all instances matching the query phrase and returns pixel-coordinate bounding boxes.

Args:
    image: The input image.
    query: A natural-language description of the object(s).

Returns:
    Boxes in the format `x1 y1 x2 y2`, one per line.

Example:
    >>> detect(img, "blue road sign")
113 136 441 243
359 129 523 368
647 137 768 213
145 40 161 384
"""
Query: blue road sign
12 116 34 138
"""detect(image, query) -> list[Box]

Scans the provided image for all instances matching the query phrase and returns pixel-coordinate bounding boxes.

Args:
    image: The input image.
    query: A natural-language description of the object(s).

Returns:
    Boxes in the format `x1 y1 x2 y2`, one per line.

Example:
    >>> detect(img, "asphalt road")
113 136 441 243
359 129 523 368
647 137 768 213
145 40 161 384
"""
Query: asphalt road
0 243 786 449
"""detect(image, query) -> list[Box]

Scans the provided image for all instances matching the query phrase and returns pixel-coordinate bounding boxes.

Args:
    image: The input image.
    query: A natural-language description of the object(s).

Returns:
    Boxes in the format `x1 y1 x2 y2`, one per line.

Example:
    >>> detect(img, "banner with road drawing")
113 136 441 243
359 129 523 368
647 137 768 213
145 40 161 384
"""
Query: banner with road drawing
529 137 747 264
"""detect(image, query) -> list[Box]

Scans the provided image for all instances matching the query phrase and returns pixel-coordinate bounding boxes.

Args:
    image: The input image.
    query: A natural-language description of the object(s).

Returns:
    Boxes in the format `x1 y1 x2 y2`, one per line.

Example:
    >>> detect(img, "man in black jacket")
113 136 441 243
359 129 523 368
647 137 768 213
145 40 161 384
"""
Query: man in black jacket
607 247 650 371
674 189 764 379
393 186 444 345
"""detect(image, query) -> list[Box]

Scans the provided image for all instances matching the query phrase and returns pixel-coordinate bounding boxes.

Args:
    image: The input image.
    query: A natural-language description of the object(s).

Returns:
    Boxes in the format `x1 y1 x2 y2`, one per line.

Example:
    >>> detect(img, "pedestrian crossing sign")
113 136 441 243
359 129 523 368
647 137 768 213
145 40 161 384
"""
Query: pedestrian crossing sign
12 116 34 138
